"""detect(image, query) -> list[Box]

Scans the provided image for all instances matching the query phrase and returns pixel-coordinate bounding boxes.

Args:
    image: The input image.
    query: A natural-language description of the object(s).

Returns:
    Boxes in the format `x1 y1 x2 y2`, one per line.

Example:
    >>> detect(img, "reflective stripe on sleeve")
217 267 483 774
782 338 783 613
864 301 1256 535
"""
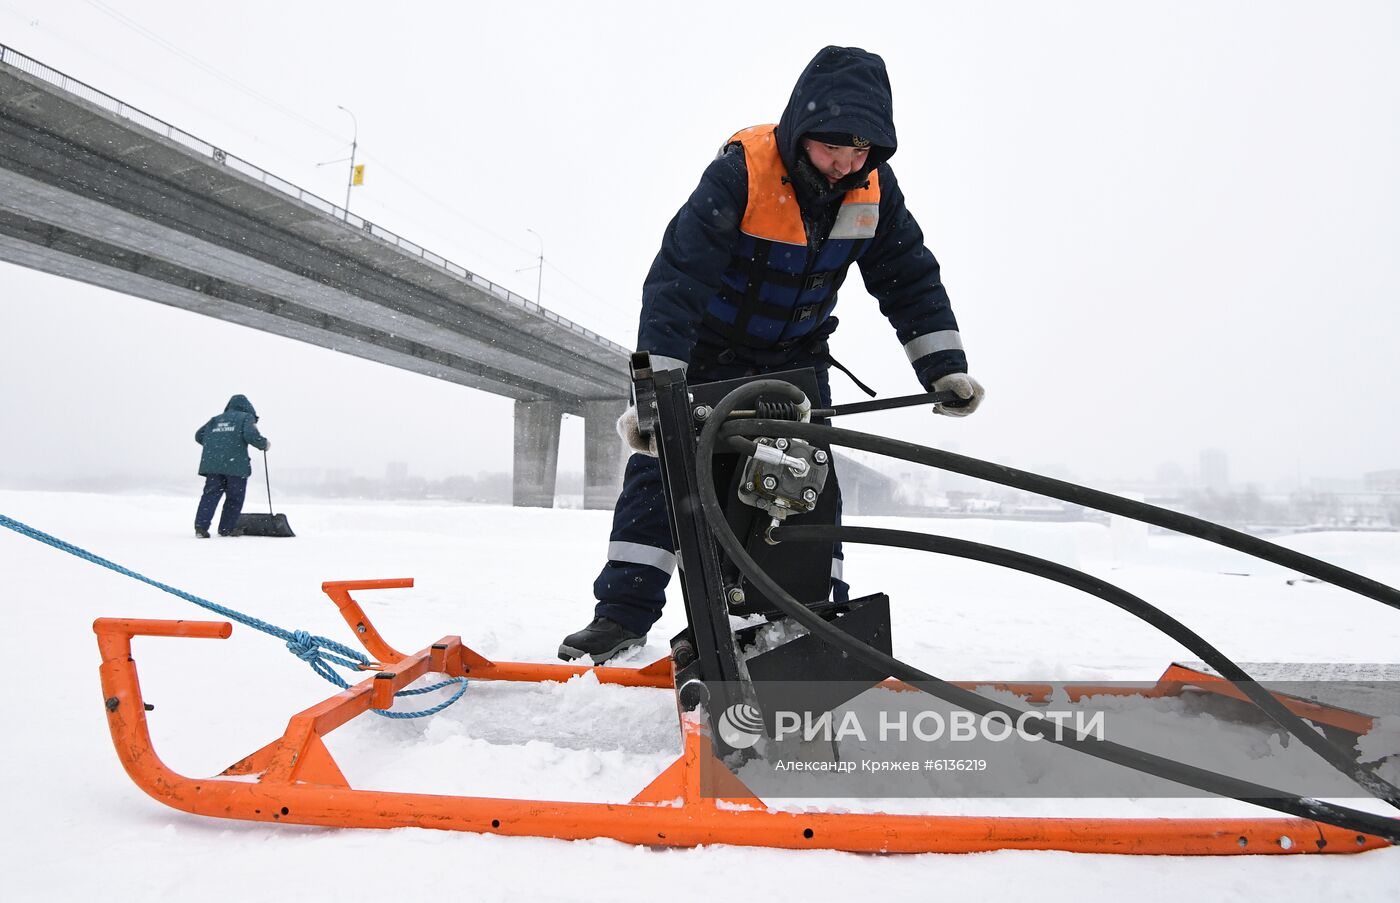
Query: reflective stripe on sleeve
608 540 677 574
831 557 844 582
903 330 963 363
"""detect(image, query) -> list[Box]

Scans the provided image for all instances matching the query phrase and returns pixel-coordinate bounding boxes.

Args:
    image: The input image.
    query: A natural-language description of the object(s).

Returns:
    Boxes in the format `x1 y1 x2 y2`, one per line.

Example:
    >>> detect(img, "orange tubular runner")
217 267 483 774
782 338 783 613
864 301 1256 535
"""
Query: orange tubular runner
92 579 1392 855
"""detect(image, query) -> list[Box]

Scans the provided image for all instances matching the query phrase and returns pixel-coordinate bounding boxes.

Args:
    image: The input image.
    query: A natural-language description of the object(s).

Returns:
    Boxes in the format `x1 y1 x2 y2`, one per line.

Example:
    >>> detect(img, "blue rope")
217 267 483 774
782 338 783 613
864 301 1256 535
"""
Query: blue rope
0 512 467 718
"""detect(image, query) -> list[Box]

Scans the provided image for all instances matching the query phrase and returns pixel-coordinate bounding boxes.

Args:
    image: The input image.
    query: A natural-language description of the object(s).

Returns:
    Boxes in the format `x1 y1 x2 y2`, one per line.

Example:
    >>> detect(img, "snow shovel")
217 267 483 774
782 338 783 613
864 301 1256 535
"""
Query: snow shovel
236 449 295 537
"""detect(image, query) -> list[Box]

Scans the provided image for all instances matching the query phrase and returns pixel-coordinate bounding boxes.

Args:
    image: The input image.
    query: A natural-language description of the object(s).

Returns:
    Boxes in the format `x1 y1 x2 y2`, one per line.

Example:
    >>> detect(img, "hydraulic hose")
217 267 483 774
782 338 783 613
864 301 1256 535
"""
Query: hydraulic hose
721 420 1400 613
696 379 1400 844
775 522 1400 808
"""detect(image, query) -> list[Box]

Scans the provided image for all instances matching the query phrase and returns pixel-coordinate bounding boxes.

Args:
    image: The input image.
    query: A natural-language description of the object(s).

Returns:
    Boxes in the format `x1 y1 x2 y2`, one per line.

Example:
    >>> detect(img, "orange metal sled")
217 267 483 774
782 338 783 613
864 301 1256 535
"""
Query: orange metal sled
92 579 1393 855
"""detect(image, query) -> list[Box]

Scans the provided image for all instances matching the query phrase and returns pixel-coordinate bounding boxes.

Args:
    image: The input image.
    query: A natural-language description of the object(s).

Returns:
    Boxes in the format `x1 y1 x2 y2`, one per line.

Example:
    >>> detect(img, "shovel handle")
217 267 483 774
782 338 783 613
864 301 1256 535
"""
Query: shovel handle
262 447 274 515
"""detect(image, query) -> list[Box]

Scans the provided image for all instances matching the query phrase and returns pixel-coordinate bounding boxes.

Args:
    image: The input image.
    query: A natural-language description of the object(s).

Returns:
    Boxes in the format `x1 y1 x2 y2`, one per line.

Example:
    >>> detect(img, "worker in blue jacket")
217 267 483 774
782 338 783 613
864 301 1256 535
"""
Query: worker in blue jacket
194 394 270 538
561 46 985 662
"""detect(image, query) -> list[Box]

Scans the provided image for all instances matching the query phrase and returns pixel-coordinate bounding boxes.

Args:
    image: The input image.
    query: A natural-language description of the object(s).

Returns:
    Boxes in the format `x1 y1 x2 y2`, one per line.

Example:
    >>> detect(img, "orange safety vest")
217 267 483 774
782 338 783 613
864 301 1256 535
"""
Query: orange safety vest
729 124 880 246
699 124 883 352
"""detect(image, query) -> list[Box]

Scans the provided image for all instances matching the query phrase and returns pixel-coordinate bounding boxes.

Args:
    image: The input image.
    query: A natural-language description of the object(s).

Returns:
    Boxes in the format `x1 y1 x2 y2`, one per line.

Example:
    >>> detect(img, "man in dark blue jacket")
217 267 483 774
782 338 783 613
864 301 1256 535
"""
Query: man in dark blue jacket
194 394 270 538
560 46 985 663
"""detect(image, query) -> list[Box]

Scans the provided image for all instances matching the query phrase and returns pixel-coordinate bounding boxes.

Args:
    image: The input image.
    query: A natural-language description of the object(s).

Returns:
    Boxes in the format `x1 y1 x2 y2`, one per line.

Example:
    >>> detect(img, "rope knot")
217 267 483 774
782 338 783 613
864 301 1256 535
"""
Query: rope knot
286 630 321 662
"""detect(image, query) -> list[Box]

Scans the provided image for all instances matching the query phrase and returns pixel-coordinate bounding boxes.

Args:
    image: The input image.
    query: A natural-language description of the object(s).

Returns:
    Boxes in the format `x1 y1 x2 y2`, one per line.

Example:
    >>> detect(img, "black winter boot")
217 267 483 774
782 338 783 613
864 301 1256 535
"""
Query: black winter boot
195 526 210 538
558 617 646 664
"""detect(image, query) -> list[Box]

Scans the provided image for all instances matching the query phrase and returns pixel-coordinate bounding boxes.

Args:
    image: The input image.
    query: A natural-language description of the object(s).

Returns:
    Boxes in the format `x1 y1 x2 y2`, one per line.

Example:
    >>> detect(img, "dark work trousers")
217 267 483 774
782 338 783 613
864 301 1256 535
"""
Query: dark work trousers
593 362 846 634
195 474 249 536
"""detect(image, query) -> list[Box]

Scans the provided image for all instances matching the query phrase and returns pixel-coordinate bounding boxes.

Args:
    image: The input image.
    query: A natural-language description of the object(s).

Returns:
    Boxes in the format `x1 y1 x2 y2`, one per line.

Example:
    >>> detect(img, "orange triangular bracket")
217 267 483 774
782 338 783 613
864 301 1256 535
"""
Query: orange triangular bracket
636 656 673 680
221 738 278 777
223 735 350 787
459 644 496 671
631 720 760 807
293 734 350 788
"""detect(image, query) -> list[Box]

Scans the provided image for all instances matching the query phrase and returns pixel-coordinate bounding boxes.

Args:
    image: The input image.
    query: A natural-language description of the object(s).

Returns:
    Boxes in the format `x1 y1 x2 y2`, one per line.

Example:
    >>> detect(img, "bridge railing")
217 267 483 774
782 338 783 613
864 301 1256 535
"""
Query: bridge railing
0 43 630 356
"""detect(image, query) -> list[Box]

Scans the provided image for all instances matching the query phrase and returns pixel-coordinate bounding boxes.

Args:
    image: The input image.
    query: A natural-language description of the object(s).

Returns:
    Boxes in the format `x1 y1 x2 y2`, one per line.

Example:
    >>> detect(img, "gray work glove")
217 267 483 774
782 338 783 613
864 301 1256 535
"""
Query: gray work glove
616 405 657 456
262 439 272 451
931 373 985 417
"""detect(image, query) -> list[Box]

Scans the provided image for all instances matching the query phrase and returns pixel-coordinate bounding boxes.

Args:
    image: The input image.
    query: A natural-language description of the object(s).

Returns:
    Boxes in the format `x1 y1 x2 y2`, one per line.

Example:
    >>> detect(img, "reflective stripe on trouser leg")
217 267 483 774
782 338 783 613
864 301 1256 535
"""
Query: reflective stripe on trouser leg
607 540 675 574
593 453 675 634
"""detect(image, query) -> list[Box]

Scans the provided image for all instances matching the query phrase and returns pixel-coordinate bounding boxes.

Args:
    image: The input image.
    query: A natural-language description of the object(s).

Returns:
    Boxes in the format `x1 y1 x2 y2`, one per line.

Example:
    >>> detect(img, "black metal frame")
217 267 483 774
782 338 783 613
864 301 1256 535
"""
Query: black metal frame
632 354 894 756
633 355 747 717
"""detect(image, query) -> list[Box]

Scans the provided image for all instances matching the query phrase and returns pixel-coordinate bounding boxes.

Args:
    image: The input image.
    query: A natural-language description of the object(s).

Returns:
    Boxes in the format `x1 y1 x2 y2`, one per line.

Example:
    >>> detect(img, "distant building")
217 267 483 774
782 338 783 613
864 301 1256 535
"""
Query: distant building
1200 448 1230 492
1363 469 1400 492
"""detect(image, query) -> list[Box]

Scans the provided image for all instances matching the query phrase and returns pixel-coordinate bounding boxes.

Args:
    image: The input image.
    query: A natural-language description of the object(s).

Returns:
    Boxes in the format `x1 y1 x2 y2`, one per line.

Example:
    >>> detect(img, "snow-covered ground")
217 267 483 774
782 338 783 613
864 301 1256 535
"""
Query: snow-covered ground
2 488 1397 901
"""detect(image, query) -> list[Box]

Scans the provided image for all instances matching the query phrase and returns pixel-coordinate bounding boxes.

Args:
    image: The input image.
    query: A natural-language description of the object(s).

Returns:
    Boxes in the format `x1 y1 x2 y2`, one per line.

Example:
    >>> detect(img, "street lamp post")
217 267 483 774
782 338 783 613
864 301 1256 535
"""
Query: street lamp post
517 228 544 304
337 105 358 213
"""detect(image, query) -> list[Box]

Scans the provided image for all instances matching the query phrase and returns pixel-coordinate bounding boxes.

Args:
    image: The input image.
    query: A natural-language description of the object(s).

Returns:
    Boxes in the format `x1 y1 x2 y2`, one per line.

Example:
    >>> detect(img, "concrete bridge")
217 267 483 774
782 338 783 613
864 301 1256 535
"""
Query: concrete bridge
0 45 631 509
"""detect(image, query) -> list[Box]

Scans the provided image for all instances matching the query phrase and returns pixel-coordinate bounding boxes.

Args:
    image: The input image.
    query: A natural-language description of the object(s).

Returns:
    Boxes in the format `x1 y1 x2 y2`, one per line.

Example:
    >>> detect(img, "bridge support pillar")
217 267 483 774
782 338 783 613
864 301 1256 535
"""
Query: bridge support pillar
583 398 629 510
513 400 562 508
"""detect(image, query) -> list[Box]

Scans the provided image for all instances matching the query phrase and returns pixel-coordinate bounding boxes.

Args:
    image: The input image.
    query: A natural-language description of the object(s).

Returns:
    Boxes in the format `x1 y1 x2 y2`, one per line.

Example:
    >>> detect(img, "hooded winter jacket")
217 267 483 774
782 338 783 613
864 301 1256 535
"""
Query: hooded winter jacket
637 46 967 389
195 394 269 477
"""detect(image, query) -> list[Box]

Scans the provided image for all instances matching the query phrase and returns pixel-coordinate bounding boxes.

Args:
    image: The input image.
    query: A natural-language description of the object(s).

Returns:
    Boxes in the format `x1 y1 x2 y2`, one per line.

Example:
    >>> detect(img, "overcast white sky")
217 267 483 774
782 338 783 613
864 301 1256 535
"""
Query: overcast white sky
1 1 1397 491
